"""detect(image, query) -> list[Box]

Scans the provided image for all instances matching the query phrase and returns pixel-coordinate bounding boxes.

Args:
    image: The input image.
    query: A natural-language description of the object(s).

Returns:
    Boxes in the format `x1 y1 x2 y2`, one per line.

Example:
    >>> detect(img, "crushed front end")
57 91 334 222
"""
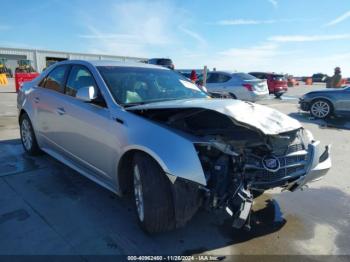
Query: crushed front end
129 105 331 229
193 128 331 229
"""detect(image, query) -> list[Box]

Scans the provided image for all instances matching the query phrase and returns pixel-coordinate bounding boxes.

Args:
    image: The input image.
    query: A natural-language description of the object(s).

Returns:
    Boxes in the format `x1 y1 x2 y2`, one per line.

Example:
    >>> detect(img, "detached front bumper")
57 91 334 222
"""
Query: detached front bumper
226 141 331 229
285 141 331 191
249 140 331 191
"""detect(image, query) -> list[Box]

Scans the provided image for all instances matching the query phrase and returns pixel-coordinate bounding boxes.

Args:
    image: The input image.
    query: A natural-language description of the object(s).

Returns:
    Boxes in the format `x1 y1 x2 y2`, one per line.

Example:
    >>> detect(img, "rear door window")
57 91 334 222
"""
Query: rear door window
206 73 218 83
217 74 231 83
207 73 231 83
43 65 69 92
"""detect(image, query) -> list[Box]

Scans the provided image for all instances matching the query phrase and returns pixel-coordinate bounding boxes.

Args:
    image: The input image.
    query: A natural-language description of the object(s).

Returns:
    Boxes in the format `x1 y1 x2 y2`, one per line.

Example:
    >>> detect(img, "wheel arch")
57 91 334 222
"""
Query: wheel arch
117 148 202 229
117 148 168 196
18 109 28 123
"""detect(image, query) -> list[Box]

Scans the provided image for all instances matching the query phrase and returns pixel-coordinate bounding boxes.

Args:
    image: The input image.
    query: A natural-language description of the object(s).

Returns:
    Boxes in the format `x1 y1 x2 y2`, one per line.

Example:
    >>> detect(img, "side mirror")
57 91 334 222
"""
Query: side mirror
76 86 97 102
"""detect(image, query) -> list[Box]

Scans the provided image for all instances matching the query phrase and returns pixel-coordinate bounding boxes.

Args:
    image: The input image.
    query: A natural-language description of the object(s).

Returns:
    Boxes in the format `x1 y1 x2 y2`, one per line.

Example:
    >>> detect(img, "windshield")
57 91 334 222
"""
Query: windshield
98 66 208 106
272 74 286 81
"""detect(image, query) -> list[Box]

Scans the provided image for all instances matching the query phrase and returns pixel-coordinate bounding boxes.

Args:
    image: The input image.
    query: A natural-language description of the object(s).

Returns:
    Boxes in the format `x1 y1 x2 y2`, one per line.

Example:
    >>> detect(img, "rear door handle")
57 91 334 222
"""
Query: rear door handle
34 97 40 103
57 107 66 115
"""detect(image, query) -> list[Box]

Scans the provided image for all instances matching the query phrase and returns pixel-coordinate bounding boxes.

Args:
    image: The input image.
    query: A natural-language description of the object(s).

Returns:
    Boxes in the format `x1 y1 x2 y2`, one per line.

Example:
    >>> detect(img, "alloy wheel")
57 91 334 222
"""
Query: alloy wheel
21 118 33 151
133 164 145 222
310 100 330 118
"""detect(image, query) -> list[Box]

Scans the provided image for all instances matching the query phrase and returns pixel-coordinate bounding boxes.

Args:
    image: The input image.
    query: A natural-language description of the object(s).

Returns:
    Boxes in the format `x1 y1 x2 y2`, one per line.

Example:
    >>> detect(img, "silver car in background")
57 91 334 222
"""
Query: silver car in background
17 60 331 233
205 71 269 101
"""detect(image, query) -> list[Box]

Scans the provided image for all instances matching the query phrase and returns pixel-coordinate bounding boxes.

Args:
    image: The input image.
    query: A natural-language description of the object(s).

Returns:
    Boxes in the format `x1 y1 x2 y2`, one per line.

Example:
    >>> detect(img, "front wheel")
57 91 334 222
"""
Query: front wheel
132 153 175 233
19 114 41 155
310 99 332 119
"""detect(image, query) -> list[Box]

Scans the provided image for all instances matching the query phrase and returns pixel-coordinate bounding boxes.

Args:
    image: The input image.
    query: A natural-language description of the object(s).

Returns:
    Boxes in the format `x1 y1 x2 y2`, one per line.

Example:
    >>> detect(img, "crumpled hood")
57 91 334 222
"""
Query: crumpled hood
126 98 301 135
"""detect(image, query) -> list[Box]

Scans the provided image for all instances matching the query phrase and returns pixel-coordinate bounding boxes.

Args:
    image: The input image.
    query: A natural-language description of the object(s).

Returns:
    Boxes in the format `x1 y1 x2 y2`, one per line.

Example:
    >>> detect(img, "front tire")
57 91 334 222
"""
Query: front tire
19 114 41 155
132 153 175 233
310 99 332 119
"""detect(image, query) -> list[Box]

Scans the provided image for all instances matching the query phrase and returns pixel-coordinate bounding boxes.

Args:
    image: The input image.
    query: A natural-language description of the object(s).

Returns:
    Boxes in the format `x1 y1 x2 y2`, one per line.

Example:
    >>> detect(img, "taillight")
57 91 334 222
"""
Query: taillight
243 83 253 91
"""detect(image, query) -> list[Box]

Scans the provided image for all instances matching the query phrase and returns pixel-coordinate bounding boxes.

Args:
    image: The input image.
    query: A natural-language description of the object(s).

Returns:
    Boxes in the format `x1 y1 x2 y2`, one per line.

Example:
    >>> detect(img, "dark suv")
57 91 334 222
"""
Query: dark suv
249 72 288 98
312 73 328 83
148 58 174 70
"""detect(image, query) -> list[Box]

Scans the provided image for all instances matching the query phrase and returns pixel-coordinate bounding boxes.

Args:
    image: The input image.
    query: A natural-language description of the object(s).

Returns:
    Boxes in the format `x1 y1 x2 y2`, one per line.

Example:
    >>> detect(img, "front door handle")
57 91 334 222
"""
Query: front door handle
34 97 40 103
57 107 66 115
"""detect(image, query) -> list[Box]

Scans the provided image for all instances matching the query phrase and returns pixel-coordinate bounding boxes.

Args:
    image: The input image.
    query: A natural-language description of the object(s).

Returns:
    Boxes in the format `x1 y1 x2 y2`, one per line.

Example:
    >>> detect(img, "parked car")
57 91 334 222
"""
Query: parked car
249 72 288 98
341 78 350 85
147 58 174 70
312 73 328 83
18 60 331 233
203 71 269 102
299 86 350 118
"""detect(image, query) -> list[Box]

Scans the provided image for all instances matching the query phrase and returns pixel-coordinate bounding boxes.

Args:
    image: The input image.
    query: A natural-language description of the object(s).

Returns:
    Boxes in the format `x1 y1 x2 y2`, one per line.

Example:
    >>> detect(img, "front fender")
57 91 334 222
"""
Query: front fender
117 111 207 186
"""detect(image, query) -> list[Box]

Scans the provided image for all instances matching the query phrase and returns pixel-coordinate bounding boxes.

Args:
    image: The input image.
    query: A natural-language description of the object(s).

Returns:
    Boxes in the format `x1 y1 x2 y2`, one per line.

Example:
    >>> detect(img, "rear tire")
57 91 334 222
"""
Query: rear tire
132 153 175 233
19 113 41 155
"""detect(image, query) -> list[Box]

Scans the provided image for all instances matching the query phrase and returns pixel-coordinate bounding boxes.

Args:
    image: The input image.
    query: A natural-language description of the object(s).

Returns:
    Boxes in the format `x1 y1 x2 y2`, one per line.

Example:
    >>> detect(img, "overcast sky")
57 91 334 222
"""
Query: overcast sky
1 0 350 76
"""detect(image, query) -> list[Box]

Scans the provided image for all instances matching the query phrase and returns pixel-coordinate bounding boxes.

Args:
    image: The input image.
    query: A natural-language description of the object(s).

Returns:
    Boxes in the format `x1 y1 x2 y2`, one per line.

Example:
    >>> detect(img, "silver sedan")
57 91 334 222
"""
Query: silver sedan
204 71 269 101
18 60 331 233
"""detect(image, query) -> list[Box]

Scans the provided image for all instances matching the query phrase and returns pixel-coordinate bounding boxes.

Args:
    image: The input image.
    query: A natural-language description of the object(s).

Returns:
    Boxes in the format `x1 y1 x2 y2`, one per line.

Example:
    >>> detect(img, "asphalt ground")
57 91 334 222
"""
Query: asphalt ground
0 79 349 258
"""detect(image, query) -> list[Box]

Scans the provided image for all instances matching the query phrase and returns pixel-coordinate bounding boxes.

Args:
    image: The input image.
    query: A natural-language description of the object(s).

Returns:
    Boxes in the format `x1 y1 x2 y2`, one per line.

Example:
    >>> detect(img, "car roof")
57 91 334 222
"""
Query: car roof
211 71 249 75
148 58 172 60
250 72 285 76
55 59 169 70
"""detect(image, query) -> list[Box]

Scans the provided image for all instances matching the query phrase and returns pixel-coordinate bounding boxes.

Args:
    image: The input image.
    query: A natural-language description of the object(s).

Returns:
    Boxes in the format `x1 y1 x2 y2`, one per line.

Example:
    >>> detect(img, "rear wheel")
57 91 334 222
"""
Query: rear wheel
132 153 175 233
310 99 332 119
19 114 41 155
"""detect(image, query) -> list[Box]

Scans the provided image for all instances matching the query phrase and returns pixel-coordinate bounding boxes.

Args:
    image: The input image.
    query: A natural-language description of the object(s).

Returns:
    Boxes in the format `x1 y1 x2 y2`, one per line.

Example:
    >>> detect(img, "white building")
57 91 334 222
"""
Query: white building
0 46 146 74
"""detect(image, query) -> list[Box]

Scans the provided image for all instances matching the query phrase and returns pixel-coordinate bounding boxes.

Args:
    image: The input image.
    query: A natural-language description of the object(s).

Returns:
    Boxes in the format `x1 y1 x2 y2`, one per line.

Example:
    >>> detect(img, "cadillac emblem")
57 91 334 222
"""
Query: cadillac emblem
262 155 281 172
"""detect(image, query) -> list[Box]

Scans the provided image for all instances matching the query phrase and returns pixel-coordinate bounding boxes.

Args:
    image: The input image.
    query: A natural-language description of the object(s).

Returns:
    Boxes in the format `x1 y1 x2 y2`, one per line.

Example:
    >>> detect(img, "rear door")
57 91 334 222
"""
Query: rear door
56 64 117 179
34 64 71 151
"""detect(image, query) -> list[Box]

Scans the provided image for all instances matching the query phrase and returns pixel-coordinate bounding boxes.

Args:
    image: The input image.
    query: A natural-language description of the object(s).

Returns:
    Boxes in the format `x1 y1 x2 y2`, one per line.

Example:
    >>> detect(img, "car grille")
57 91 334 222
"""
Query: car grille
245 143 309 185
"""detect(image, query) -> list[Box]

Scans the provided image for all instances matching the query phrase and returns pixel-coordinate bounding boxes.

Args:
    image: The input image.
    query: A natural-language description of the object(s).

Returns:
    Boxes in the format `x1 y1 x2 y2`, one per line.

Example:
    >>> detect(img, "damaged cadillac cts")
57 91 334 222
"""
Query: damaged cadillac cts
17 60 331 233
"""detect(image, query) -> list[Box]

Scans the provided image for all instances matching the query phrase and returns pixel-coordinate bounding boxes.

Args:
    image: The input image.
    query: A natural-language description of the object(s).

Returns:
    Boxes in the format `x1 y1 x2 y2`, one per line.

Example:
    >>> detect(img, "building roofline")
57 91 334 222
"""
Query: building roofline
0 46 147 60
